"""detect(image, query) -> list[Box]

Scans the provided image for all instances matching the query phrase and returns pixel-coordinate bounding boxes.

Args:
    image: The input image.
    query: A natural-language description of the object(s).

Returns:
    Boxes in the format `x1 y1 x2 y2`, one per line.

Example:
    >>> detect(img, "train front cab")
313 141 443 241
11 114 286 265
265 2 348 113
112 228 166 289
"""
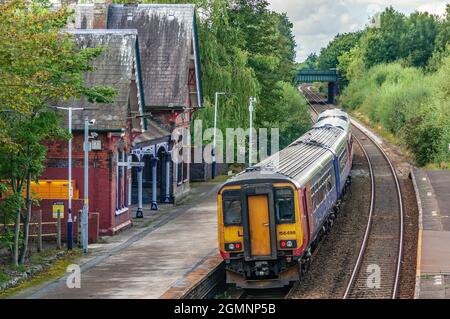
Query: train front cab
218 182 307 289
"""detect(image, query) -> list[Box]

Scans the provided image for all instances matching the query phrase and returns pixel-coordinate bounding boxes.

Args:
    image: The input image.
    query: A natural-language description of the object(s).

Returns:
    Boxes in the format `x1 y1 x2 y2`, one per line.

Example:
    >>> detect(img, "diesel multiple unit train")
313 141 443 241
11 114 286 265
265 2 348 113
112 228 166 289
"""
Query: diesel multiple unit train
218 109 354 288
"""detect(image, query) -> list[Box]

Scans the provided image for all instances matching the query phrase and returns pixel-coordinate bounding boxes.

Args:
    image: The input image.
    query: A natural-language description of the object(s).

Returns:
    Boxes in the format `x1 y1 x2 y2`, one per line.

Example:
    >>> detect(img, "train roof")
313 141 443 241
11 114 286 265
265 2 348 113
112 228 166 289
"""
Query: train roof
314 117 351 133
222 125 348 188
317 108 349 122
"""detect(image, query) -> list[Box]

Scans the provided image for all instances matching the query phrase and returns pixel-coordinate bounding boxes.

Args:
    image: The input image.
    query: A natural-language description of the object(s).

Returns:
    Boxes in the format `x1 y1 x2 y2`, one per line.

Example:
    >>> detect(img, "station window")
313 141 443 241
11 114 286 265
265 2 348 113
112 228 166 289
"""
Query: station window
275 188 295 223
222 190 242 226
116 150 128 213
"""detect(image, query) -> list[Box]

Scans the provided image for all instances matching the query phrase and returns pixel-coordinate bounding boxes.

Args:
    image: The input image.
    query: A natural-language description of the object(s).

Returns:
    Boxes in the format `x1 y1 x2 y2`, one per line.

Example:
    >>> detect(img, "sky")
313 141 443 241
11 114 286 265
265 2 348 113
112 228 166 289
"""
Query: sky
268 0 449 62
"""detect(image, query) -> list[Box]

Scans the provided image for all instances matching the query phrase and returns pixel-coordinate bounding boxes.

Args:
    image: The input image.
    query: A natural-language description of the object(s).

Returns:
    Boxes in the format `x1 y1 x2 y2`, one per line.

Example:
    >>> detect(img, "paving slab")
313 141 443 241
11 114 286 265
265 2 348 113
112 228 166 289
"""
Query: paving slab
411 168 450 299
11 182 222 299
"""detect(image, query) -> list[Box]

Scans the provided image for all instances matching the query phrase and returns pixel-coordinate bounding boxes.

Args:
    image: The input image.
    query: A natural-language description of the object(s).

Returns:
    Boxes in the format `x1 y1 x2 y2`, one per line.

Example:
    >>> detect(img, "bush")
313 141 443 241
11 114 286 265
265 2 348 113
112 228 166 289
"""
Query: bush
341 61 447 166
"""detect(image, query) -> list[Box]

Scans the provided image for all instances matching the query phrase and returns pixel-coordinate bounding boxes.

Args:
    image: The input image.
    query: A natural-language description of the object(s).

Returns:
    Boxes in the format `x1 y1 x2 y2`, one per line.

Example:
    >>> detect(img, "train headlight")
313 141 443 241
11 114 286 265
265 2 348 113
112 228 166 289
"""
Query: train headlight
225 242 242 251
279 240 297 249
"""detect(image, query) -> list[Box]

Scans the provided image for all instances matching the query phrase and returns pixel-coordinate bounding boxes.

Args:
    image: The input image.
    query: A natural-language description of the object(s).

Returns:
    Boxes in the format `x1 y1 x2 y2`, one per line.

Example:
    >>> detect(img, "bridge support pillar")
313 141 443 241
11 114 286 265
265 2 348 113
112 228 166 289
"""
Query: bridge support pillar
328 82 336 104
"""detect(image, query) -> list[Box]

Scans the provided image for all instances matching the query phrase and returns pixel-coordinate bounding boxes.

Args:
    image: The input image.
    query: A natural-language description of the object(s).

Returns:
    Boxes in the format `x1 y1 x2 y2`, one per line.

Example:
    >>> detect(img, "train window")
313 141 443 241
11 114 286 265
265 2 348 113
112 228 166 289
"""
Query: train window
339 148 348 172
222 190 242 226
275 188 295 223
311 167 334 212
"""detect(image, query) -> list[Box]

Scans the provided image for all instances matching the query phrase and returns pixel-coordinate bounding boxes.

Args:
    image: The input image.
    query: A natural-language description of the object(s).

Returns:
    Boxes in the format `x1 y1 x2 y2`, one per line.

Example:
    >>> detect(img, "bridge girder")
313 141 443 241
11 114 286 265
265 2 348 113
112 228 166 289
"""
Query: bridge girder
295 69 339 83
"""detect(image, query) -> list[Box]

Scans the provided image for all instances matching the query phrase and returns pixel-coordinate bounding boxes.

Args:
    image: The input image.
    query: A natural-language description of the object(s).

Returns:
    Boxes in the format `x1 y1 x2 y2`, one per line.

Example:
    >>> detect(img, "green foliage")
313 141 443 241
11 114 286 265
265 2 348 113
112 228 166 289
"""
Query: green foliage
269 82 311 148
402 12 440 68
434 4 450 53
316 5 450 167
337 45 365 83
0 0 116 265
360 7 407 68
0 229 17 253
317 32 362 70
341 58 450 166
359 7 440 69
0 272 11 284
297 53 318 70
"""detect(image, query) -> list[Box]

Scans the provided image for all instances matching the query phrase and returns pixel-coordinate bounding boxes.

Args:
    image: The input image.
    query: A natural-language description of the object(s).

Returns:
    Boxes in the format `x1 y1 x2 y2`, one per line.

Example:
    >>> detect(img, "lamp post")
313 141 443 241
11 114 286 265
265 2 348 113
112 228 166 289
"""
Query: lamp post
82 117 96 254
56 107 83 250
212 92 226 179
248 97 256 167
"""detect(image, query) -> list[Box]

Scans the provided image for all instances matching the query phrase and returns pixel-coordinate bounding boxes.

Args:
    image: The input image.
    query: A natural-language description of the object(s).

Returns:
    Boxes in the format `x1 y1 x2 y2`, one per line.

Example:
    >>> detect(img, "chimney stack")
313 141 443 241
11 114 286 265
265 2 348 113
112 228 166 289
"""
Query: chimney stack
93 0 112 29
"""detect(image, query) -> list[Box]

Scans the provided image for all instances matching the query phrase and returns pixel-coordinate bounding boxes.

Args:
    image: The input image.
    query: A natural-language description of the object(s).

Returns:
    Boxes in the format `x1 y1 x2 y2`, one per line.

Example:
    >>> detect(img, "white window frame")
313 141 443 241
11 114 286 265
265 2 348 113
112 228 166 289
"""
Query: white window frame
115 150 129 216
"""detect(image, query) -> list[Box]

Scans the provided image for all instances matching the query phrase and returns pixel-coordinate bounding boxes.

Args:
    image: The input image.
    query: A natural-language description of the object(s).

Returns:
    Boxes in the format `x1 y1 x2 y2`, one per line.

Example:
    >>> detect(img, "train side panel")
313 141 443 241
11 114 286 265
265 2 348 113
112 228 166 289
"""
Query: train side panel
309 161 338 239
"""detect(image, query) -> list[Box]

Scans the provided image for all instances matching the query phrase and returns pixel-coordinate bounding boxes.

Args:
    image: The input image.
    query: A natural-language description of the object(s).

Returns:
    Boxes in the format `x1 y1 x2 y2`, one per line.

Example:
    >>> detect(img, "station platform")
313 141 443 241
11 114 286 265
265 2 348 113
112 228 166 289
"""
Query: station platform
11 181 223 299
412 168 450 298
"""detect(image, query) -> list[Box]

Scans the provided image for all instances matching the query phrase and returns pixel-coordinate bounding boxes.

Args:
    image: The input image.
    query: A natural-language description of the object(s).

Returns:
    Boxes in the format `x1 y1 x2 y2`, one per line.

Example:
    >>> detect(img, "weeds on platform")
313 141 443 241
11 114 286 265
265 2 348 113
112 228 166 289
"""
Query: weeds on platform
0 248 82 298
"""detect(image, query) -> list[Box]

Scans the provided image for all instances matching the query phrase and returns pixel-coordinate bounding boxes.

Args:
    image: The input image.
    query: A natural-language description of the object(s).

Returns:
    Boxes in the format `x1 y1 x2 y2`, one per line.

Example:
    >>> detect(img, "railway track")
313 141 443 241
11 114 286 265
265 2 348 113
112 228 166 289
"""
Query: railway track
301 85 404 299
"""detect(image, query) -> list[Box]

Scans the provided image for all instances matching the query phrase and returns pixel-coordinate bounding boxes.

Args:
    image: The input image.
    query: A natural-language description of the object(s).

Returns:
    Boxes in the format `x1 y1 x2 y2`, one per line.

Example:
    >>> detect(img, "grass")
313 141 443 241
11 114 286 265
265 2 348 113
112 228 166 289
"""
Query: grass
349 110 416 162
0 272 11 285
10 264 27 273
423 162 450 171
0 248 82 299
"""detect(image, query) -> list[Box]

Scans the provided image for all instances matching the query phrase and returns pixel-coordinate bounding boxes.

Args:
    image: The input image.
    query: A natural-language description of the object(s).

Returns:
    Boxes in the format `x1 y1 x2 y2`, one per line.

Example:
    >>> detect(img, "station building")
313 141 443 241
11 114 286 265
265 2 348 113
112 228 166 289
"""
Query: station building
39 1 203 236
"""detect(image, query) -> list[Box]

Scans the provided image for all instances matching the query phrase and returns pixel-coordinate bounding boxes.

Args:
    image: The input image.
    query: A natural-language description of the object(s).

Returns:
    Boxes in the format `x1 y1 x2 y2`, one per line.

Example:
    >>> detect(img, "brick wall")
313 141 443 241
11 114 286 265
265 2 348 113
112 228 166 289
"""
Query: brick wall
42 130 133 235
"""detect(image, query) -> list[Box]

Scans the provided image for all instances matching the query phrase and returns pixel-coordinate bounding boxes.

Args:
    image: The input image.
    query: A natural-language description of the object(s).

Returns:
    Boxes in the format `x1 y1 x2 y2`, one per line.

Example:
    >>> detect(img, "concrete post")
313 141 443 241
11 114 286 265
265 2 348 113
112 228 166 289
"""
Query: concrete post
151 157 158 210
136 166 143 218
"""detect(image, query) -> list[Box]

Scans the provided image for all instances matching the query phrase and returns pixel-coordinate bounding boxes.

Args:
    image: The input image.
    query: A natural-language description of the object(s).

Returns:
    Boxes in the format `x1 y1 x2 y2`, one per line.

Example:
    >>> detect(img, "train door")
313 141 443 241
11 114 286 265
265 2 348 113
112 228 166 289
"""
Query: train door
248 195 271 256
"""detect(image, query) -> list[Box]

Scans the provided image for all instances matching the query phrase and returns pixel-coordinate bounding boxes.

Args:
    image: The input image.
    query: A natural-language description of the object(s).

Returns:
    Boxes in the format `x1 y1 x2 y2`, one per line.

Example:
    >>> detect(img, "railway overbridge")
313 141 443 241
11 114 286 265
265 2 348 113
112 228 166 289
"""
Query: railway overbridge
295 69 340 104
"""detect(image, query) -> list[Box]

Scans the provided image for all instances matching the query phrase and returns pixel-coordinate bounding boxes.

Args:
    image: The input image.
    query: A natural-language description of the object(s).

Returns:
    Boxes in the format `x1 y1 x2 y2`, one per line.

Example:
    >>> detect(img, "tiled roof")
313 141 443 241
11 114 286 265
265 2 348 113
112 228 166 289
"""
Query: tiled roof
58 29 139 131
107 4 199 108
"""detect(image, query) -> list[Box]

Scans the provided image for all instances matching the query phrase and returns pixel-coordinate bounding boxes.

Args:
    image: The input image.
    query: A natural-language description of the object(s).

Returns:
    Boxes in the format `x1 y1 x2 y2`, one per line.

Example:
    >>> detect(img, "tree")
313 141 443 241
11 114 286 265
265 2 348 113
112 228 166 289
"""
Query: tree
0 0 116 265
361 7 407 68
267 82 311 148
402 12 439 67
337 45 365 84
317 32 362 70
434 4 450 53
227 1 299 130
298 53 318 70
